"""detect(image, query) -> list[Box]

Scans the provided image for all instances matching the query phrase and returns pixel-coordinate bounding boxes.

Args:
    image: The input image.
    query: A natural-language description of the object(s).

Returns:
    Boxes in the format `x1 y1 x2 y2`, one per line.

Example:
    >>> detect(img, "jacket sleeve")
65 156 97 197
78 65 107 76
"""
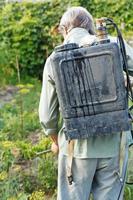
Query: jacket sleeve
39 56 59 136
124 40 133 75
109 36 133 72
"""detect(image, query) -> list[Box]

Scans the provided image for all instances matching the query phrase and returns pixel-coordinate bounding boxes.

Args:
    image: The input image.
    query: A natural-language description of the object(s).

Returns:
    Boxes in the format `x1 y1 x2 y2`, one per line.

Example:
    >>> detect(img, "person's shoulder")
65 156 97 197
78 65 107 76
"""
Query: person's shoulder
108 35 130 46
80 34 96 46
44 52 55 68
108 36 118 43
43 54 53 76
44 52 57 79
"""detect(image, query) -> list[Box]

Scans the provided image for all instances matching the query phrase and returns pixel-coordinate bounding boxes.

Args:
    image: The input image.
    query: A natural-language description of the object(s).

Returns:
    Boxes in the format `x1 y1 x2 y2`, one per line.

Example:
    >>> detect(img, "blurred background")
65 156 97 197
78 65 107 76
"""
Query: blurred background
0 0 133 199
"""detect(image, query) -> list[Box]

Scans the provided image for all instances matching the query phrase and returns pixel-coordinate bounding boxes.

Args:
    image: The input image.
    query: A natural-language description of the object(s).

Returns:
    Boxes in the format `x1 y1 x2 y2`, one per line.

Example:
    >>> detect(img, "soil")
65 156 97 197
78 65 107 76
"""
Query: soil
0 85 18 108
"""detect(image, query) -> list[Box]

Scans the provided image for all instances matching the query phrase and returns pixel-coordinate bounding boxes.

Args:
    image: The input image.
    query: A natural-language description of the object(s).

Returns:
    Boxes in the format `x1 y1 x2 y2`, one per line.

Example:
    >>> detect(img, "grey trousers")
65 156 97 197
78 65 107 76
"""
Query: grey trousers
57 154 124 200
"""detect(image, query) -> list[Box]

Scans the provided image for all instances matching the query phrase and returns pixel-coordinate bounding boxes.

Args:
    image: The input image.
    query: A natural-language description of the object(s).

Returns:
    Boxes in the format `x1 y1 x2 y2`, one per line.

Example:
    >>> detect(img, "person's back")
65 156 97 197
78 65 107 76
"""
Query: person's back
39 6 133 200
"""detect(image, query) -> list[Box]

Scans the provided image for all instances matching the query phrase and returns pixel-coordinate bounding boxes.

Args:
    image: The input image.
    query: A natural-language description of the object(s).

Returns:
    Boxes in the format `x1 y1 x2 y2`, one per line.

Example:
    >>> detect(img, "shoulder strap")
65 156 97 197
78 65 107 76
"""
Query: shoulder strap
67 140 75 185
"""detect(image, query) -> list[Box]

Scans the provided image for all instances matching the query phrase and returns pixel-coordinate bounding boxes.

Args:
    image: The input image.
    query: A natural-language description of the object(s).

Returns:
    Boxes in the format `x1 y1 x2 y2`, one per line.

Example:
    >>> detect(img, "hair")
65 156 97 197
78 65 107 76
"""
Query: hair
59 7 95 35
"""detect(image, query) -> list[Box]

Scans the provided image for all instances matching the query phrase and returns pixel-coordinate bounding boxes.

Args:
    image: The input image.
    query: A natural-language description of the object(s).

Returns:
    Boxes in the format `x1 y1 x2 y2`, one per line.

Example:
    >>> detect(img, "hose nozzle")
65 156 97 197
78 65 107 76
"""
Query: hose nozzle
96 18 110 43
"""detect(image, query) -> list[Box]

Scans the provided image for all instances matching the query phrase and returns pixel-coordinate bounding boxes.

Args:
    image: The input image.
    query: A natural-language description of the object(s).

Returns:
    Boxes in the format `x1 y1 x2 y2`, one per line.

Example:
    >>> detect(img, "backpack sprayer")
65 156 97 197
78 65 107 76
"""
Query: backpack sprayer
37 18 133 155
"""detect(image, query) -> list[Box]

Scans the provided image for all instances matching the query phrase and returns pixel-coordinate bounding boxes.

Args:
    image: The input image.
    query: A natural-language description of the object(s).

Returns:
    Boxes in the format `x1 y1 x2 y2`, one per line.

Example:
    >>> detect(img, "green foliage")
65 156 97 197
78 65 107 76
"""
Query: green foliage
0 79 41 140
16 138 51 160
37 154 57 193
0 75 58 198
80 0 133 36
0 2 56 78
0 0 68 79
29 190 45 200
0 175 20 200
124 185 133 200
0 136 56 198
0 149 15 172
0 45 16 85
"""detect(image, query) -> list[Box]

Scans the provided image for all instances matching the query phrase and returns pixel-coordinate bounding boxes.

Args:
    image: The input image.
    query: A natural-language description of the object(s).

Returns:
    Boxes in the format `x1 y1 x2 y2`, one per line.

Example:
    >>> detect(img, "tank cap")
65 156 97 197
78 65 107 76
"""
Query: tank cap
54 43 79 52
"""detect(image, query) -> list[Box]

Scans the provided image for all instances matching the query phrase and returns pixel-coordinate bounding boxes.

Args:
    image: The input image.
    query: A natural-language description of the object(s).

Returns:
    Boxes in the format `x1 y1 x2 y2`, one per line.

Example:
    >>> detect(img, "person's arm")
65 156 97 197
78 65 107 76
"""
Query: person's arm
123 41 133 87
109 36 133 74
124 40 133 74
123 71 133 87
39 56 59 154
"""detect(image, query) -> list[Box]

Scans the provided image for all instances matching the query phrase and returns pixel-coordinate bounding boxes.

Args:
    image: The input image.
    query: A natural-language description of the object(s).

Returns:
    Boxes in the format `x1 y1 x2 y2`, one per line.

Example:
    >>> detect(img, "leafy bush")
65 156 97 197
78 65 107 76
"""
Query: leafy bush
80 0 133 36
0 1 62 78
0 0 80 79
0 0 132 82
